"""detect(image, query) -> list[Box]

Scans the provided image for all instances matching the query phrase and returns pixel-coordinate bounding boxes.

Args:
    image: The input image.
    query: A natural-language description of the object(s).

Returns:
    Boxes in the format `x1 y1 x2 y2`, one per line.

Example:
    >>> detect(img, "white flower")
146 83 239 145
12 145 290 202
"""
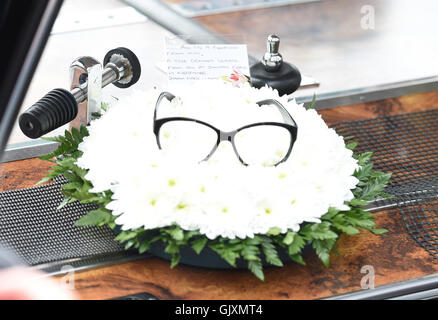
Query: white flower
77 81 359 239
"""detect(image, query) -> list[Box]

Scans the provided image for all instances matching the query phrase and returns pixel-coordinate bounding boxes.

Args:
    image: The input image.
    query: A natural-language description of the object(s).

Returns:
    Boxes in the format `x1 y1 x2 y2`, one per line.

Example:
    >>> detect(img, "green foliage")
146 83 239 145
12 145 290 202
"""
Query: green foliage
75 208 112 227
260 237 283 267
39 126 88 162
346 141 358 151
312 239 336 268
37 129 392 281
300 222 338 240
191 238 208 254
248 260 264 281
284 232 306 256
306 93 317 110
91 102 109 119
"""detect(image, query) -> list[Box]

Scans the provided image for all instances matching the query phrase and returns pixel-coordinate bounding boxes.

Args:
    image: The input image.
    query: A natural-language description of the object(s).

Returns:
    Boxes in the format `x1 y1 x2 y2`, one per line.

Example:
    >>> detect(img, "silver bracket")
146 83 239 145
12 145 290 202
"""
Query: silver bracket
69 56 101 130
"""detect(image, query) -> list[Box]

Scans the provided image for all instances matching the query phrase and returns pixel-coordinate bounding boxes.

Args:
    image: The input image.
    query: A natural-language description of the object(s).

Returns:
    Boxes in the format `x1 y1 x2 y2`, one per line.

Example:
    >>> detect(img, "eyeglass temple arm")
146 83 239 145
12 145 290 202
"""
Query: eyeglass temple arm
154 91 176 123
255 99 297 128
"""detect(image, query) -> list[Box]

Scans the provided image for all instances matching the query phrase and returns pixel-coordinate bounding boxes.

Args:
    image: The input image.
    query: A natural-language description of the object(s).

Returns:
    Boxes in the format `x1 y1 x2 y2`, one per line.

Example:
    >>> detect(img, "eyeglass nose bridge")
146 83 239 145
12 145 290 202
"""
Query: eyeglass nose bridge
219 130 237 143
209 129 247 165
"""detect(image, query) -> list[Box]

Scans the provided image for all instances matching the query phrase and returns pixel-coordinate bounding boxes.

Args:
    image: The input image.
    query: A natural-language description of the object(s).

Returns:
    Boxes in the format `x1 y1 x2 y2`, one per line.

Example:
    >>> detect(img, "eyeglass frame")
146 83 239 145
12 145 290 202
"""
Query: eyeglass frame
153 91 298 166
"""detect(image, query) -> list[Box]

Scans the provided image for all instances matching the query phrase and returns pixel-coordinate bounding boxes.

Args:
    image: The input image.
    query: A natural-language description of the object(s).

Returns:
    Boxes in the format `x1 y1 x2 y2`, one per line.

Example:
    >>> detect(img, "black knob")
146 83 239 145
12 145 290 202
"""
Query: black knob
19 88 78 139
250 61 302 96
103 47 141 89
250 34 301 96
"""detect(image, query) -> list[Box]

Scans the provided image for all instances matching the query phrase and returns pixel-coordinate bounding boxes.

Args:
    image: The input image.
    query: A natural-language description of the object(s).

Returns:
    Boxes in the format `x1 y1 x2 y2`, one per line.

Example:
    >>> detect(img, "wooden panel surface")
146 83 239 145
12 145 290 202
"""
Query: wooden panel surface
319 90 438 126
1 90 438 299
52 209 438 300
163 0 438 96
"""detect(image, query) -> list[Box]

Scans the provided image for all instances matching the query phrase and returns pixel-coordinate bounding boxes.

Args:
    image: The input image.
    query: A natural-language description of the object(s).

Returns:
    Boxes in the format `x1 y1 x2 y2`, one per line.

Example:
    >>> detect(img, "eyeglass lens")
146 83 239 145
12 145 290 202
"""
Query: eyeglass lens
234 125 291 166
158 120 291 166
158 120 217 162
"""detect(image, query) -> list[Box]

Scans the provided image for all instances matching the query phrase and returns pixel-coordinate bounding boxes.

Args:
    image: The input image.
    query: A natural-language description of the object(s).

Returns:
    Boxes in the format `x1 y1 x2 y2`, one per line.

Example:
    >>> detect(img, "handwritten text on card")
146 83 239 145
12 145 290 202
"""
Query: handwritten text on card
166 44 250 84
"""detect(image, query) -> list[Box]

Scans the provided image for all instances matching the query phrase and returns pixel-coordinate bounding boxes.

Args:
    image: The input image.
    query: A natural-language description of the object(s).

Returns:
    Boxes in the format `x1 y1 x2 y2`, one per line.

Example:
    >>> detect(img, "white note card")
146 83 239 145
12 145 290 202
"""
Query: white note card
166 43 250 84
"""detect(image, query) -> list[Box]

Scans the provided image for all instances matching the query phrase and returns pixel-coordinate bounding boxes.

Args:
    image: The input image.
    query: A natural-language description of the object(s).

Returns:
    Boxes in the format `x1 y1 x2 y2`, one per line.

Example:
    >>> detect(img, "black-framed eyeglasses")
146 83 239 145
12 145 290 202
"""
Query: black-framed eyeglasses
153 91 298 166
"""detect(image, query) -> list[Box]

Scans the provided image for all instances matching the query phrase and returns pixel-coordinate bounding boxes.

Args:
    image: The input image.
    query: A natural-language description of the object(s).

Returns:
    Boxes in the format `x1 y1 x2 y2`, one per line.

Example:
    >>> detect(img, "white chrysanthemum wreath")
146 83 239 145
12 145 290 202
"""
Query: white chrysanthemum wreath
40 77 391 280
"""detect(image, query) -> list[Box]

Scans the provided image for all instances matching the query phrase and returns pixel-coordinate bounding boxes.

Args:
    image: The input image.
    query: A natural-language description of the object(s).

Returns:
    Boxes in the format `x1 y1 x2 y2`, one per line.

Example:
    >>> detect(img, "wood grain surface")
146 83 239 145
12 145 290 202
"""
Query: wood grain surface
1 90 438 299
319 90 438 126
52 209 438 300
163 0 438 97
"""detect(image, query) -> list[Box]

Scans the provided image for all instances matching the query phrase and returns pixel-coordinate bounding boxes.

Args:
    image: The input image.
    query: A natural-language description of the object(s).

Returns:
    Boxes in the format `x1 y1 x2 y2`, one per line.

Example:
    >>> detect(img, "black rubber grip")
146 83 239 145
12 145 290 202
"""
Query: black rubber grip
19 88 78 139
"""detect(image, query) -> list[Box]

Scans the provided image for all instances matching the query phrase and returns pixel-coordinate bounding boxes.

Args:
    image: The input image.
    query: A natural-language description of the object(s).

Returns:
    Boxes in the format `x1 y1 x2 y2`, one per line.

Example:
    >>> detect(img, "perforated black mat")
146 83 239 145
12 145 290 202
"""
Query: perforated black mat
0 176 129 267
333 108 438 259
335 109 438 197
0 108 437 269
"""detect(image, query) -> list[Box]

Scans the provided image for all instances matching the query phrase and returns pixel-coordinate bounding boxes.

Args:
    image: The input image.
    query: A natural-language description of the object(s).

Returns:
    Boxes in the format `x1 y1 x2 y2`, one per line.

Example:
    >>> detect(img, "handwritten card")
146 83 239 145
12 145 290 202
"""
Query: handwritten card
166 43 250 84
